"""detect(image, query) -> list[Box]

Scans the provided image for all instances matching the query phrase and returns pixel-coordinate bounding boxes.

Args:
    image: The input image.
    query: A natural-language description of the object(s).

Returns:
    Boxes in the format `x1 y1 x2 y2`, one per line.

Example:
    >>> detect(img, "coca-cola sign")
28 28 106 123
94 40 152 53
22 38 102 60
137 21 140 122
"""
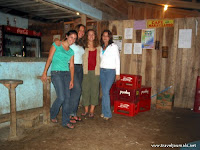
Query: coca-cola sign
4 26 41 37
17 28 28 35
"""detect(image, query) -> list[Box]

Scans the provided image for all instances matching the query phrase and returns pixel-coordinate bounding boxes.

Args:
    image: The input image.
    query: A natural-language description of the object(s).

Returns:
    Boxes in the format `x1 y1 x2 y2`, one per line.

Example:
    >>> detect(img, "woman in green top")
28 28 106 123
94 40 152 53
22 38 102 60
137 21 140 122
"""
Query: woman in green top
41 30 77 129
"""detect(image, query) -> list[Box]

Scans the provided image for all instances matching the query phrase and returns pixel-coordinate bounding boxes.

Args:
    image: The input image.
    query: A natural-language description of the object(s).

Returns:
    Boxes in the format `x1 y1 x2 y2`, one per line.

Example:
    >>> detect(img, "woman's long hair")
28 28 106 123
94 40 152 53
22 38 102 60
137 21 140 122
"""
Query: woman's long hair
75 24 86 46
100 30 113 47
84 29 99 48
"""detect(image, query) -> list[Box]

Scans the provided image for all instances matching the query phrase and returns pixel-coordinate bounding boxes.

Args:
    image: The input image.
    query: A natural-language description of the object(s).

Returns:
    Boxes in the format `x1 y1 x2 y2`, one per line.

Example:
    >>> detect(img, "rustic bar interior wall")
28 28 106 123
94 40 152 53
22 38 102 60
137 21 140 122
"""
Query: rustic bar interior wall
109 17 200 109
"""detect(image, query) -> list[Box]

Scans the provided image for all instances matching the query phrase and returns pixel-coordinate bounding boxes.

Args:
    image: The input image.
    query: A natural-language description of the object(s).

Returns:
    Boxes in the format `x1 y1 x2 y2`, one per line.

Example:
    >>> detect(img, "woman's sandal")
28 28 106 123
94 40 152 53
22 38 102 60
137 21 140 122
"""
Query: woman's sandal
70 119 76 124
71 116 82 121
64 123 74 129
81 112 88 116
51 118 58 123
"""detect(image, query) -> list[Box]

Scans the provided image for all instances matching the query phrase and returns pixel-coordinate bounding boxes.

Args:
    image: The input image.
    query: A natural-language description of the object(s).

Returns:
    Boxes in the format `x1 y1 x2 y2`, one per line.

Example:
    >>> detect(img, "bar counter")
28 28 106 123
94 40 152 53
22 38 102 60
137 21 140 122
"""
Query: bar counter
0 56 47 62
0 57 56 119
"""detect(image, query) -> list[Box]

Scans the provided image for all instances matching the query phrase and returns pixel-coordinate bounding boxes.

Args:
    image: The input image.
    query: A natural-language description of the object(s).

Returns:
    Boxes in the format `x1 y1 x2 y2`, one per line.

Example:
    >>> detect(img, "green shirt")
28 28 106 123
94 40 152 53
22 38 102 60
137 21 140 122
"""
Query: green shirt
51 42 74 71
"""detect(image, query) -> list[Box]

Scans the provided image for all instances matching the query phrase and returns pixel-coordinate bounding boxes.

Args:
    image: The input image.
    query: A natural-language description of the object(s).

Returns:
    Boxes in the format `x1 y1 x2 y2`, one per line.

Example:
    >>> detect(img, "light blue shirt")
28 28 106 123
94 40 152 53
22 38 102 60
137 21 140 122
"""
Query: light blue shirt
70 44 85 64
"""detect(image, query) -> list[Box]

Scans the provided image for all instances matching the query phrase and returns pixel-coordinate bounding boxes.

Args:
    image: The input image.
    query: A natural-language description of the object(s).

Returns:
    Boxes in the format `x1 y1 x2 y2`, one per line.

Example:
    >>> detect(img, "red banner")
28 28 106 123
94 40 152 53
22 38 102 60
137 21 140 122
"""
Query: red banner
4 26 41 37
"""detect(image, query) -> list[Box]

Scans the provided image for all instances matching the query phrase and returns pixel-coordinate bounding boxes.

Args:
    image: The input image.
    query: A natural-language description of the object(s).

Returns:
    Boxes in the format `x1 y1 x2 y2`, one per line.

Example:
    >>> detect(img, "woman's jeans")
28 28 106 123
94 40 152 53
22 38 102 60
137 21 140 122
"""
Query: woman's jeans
100 68 116 118
69 65 83 116
50 71 71 126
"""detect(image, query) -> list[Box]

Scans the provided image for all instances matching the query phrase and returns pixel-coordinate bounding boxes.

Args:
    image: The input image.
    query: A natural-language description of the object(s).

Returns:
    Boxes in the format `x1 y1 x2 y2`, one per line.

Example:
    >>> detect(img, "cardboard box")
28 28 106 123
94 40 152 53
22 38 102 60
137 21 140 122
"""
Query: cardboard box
156 93 174 110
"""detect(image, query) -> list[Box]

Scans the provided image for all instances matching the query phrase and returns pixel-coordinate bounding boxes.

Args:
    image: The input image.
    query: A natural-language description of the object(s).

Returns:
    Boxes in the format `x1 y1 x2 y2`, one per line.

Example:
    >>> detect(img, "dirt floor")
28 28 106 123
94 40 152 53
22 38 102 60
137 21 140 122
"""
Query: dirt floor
0 105 200 150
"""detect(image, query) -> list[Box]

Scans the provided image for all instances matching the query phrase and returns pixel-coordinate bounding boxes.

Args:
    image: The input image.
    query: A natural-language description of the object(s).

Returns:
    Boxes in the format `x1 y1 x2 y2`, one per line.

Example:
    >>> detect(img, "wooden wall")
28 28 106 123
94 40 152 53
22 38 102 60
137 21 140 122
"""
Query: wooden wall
128 3 200 20
109 17 200 108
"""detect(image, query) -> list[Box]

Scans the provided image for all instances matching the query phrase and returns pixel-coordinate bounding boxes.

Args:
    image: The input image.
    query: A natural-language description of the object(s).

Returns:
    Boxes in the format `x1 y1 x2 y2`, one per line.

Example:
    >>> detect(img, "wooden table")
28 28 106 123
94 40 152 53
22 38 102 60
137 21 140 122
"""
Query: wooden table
37 76 51 124
0 79 23 138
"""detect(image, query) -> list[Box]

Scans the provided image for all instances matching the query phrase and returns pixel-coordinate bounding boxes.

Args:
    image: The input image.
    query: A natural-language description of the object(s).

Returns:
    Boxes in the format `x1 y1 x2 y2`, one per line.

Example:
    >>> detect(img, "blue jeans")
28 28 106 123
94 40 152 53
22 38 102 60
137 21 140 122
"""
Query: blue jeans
69 65 83 116
50 71 71 126
100 68 116 118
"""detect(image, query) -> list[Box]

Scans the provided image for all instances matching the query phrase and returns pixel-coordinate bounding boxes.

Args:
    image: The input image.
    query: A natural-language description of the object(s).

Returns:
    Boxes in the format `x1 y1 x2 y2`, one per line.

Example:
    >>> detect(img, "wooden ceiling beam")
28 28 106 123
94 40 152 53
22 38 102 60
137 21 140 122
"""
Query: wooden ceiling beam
128 0 200 10
101 0 128 16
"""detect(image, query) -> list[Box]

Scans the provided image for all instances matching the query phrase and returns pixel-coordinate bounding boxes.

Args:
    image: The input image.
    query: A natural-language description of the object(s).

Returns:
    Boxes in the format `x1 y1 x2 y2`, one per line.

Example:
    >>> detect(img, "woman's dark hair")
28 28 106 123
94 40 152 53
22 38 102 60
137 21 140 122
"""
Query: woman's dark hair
75 24 86 46
84 29 99 48
64 30 78 43
100 30 113 47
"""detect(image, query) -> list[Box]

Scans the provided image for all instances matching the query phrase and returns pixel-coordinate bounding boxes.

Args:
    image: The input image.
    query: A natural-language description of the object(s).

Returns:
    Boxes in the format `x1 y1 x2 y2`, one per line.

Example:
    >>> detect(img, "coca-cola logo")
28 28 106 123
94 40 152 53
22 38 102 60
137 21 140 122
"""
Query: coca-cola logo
120 90 130 96
118 103 129 109
141 89 149 95
121 76 133 82
17 28 28 35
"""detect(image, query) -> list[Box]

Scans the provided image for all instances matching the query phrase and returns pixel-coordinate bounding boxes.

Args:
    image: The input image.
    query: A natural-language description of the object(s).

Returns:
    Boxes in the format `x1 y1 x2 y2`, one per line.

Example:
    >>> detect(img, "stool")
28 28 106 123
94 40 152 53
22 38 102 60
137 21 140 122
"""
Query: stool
0 79 23 138
37 76 51 124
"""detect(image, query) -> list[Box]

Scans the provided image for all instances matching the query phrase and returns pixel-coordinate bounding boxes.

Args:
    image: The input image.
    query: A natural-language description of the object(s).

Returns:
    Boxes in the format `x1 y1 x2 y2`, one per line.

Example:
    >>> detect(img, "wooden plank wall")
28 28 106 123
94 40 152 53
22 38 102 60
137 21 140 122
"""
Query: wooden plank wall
128 3 200 20
109 17 200 108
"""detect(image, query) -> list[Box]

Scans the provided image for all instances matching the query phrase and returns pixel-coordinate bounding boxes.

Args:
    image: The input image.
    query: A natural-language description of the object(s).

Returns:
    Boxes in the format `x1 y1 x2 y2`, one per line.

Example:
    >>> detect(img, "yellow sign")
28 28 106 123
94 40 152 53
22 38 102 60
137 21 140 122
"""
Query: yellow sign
147 20 174 28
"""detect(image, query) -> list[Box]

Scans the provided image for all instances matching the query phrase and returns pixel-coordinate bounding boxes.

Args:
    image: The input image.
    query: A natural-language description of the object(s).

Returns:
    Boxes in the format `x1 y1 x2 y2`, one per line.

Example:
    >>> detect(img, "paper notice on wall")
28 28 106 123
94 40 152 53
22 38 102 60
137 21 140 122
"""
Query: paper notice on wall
53 35 61 42
124 28 133 39
113 35 122 52
134 43 142 54
134 20 146 30
178 29 192 48
124 43 132 54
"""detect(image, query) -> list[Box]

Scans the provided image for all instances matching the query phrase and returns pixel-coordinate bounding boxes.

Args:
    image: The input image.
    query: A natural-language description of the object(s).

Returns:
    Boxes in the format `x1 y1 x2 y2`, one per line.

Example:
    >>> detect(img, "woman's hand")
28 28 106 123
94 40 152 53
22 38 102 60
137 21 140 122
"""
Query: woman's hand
41 73 47 83
115 75 120 82
69 80 74 89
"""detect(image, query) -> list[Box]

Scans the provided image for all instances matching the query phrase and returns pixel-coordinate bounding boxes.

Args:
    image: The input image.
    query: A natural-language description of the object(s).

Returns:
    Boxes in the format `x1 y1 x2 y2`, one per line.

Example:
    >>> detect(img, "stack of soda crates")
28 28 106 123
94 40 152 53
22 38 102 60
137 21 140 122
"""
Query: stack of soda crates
113 74 141 117
111 74 151 117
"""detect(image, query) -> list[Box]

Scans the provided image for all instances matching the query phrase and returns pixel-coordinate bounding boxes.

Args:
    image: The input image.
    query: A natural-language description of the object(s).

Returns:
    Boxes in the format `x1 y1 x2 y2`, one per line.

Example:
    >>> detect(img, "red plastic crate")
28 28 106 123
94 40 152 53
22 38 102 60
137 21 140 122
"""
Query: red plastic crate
110 94 117 106
195 76 200 98
117 87 140 104
116 74 142 89
114 100 139 117
139 99 151 112
110 82 118 106
110 82 118 95
139 86 151 100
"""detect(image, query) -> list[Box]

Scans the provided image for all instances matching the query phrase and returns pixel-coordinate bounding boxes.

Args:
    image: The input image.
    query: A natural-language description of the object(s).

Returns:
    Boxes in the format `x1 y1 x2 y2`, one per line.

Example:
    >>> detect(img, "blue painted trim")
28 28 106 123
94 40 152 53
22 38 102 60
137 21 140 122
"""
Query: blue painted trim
46 0 102 20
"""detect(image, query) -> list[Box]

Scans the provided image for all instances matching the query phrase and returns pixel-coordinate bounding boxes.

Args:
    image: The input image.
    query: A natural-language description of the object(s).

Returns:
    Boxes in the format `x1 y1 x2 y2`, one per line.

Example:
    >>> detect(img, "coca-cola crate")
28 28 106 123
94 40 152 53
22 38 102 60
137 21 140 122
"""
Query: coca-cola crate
110 82 118 96
139 86 151 100
110 82 118 106
114 100 139 117
139 99 151 112
116 74 142 89
117 87 140 104
110 94 117 106
195 76 200 97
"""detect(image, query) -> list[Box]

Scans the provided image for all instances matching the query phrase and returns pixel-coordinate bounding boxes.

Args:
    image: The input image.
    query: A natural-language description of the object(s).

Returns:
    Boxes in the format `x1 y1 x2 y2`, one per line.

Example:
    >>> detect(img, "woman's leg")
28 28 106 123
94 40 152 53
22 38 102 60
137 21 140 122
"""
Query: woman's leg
90 71 100 115
69 65 83 117
100 69 115 118
82 74 90 114
61 71 72 126
50 71 67 121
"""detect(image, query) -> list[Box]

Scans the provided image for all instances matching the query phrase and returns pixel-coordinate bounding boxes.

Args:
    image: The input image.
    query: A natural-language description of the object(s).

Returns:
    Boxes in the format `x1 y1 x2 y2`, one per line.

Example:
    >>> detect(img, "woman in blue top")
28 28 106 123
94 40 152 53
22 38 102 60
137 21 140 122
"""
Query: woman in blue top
41 30 77 129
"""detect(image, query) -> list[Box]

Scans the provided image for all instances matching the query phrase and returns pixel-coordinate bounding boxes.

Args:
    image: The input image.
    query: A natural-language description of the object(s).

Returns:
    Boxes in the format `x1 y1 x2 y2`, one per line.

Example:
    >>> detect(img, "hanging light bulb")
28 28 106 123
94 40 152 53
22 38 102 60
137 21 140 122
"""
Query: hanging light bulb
76 12 80 15
164 5 168 11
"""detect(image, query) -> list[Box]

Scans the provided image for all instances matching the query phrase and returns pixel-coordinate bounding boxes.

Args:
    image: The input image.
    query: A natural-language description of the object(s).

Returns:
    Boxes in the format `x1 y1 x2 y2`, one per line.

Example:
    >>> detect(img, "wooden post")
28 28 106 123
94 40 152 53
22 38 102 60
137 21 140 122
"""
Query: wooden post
81 14 86 26
37 76 51 124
